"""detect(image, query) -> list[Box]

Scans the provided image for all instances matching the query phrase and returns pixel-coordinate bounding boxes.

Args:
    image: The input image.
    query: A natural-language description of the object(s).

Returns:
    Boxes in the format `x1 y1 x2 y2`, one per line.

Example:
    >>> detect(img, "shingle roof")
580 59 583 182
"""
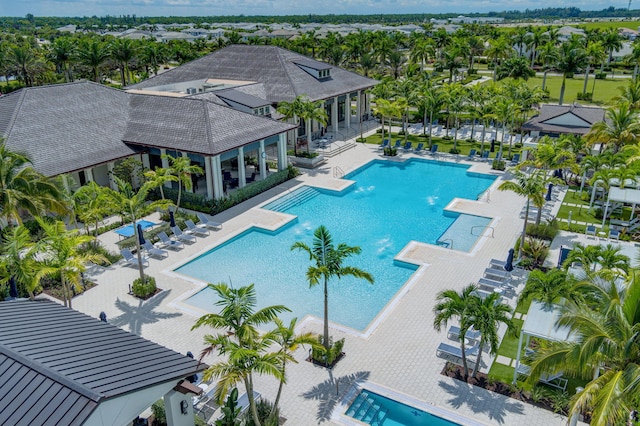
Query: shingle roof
215 88 270 108
129 45 377 103
0 82 136 177
0 300 205 426
123 93 294 155
522 104 605 135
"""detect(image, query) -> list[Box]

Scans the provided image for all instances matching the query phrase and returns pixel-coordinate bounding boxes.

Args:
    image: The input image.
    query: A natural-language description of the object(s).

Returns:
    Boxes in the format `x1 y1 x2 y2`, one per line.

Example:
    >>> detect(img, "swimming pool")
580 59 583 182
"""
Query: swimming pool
176 159 495 331
346 389 459 426
114 220 157 237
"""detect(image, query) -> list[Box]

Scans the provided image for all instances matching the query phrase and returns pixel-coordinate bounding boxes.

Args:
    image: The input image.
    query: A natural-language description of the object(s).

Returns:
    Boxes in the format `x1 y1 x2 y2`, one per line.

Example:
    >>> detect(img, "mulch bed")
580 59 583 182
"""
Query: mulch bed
129 288 163 301
42 281 97 301
441 362 571 417
306 352 346 369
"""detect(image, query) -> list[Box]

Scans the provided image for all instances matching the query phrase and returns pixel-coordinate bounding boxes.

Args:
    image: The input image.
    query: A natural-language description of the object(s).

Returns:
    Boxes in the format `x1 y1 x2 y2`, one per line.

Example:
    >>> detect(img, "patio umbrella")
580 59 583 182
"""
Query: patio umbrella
137 223 146 245
99 311 107 323
169 210 176 228
490 139 496 152
545 183 554 201
504 248 514 272
8 276 18 299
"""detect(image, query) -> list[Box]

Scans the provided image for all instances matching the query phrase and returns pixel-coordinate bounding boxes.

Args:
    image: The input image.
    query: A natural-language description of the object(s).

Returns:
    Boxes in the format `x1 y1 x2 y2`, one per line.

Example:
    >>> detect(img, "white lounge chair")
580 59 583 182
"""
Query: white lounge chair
483 268 510 282
157 231 184 250
516 363 568 390
120 248 149 267
185 219 209 237
196 212 222 230
478 277 506 291
143 241 168 258
436 342 480 363
447 325 481 342
172 226 196 243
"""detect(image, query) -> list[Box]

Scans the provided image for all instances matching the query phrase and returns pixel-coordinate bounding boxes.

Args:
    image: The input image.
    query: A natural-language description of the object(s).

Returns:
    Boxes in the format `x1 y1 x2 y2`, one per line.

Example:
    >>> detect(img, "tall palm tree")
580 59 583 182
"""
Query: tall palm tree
139 39 165 77
527 26 549 67
76 39 110 83
601 28 623 66
291 226 373 361
387 50 406 79
110 38 137 86
192 283 289 426
34 218 106 308
468 292 514 378
433 284 479 379
107 178 170 281
7 44 42 87
277 95 306 155
485 36 513 82
582 42 605 96
299 97 328 152
143 167 178 200
74 181 112 244
556 40 588 105
50 37 77 83
527 275 640 426
269 317 319 421
498 170 546 258
519 269 578 307
614 78 640 111
410 38 435 73
0 225 38 299
358 53 376 78
585 103 640 153
537 41 560 92
0 143 66 227
162 155 203 212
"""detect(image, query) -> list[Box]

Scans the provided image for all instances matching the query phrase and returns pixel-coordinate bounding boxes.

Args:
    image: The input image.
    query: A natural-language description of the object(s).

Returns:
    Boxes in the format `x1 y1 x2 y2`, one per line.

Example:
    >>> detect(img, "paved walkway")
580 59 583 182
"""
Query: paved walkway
64 132 576 426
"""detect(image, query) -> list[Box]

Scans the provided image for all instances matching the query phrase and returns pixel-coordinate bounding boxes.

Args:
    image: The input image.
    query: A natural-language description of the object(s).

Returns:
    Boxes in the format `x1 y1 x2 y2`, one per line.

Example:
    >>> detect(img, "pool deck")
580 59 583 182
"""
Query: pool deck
66 139 584 425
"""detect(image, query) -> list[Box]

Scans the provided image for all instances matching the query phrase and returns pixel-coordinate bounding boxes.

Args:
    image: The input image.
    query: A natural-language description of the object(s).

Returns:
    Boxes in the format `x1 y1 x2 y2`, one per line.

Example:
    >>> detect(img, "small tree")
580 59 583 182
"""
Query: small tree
162 154 203 212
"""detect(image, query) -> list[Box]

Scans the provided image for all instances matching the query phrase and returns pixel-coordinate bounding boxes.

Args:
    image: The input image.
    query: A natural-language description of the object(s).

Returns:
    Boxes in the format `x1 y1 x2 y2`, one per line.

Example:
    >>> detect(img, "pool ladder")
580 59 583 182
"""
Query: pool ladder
471 225 494 237
438 238 453 249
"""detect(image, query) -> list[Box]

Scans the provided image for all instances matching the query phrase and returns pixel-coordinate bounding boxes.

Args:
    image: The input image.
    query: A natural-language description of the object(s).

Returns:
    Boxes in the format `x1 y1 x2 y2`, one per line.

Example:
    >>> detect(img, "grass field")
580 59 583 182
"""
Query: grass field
521 76 626 106
568 21 640 31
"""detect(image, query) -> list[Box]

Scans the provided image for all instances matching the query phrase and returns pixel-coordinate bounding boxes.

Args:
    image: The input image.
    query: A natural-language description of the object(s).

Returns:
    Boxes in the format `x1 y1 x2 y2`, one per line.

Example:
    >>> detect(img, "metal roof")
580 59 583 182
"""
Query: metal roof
522 104 605 136
293 59 332 71
215 88 270 108
0 300 205 426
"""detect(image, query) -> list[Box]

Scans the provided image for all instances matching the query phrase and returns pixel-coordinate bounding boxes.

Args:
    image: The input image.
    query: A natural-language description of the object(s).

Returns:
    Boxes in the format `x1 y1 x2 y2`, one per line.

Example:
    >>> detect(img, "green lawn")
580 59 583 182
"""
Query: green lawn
520 76 626 106
569 21 640 31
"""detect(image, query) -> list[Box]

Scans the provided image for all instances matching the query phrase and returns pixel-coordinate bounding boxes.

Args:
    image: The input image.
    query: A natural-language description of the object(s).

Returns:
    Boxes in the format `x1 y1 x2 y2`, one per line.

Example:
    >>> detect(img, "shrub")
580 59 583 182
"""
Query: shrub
468 68 478 75
77 243 118 266
491 159 506 171
287 150 318 159
383 147 398 156
242 398 279 426
595 72 607 80
311 335 345 366
526 220 559 241
442 135 452 140
132 275 157 299
576 92 592 101
448 147 460 154
151 400 166 425
522 238 549 269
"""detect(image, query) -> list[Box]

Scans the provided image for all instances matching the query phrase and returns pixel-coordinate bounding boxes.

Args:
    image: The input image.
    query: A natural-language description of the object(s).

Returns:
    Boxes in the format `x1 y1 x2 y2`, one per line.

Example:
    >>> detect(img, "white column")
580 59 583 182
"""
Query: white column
258 139 267 180
346 95 351 130
141 153 150 170
204 156 214 199
160 148 171 189
332 97 338 132
163 389 195 426
212 155 223 199
355 90 361 123
277 133 287 171
84 168 94 182
107 162 118 190
237 147 246 188
365 92 370 117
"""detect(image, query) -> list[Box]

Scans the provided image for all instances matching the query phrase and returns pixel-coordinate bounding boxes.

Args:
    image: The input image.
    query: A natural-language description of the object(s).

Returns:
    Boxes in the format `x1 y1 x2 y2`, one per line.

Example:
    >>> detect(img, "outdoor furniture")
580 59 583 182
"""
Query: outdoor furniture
609 229 620 242
143 241 168 259
489 258 507 270
393 140 402 150
120 248 149 268
185 220 210 237
414 142 424 154
429 144 438 155
436 342 479 363
585 224 597 238
557 246 572 269
467 149 476 160
510 153 520 165
402 141 412 152
482 150 490 159
171 226 197 243
196 212 222 230
157 231 184 250
516 364 568 391
472 288 503 301
447 325 481 342
378 139 390 150
483 268 510 282
478 277 507 291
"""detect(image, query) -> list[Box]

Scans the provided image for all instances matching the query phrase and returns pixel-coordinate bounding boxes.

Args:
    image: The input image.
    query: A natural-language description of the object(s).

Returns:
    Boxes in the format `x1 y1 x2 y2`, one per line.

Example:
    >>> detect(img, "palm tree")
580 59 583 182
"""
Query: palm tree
433 284 479 379
7 44 42 87
143 167 178 200
74 181 112 243
0 225 38 299
50 37 77 82
526 26 549 67
111 38 137 86
162 154 203 212
358 53 376 78
410 38 435 73
582 42 605 96
601 28 623 66
585 103 640 153
76 39 110 83
34 218 106 308
442 83 466 150
614 78 640 111
107 178 170 281
468 292 514 378
495 56 535 81
387 50 406 79
556 40 588 105
0 143 67 227
291 226 373 361
519 269 578 307
139 39 165 77
485 36 513 82
537 41 560 92
498 170 546 258
269 317 319 421
277 95 305 155
527 275 640 425
192 283 288 426
299 97 328 152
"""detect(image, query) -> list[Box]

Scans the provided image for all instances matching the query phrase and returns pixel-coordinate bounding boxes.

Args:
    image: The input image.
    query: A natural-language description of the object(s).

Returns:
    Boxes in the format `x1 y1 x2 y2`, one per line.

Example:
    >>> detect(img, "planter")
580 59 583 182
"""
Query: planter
288 154 326 169
306 352 345 369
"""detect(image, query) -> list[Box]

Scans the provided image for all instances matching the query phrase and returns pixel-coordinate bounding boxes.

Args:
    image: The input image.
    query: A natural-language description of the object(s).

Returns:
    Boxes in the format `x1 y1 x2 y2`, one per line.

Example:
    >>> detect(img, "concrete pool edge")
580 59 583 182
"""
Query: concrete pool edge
332 380 491 426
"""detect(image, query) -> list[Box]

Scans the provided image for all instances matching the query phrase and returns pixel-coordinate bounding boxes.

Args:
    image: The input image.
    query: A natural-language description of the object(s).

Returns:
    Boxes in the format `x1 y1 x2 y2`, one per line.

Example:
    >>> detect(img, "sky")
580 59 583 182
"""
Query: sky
0 0 633 18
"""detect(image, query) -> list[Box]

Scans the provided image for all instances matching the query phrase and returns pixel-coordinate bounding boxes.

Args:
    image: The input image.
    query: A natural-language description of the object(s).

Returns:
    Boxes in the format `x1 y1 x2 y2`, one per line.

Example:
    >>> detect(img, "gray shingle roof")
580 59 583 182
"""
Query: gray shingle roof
0 300 205 426
523 104 605 135
0 82 136 177
129 45 377 103
124 93 294 155
215 88 269 108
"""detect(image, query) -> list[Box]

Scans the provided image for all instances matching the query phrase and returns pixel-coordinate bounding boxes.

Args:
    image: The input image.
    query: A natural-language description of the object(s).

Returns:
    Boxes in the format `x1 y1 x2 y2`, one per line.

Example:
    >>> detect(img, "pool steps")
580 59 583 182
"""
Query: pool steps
346 390 389 425
264 187 320 213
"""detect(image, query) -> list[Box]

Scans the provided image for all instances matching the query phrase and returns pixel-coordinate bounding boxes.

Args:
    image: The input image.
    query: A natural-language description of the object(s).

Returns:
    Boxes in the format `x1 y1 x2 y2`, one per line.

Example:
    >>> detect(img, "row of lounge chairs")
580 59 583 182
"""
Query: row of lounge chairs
585 224 620 241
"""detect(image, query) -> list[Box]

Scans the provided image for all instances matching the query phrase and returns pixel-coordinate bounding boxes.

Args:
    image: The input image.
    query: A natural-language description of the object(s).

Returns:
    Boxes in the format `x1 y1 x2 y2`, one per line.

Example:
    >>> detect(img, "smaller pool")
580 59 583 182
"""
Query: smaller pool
346 390 459 426
114 220 157 237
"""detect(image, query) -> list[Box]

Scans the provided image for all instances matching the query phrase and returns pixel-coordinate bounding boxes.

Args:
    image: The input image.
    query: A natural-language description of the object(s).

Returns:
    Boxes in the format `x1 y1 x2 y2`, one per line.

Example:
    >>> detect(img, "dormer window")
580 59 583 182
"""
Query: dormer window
294 60 332 81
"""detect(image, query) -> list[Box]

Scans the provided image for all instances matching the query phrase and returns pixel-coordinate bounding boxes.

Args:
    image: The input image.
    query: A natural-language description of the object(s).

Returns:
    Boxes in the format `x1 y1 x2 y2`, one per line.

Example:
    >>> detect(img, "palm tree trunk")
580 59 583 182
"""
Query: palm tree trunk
134 226 145 282
461 340 470 379
519 200 529 259
583 63 590 95
542 70 548 91
323 278 330 366
471 339 484 378
428 111 433 147
62 274 71 308
271 362 286 420
559 75 567 105
246 376 262 426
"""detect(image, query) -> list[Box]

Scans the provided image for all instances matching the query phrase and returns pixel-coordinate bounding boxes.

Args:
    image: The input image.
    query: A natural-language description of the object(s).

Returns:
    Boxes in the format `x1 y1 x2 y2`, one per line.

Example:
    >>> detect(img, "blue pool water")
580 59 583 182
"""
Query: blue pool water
177 159 495 330
114 220 156 237
346 389 460 425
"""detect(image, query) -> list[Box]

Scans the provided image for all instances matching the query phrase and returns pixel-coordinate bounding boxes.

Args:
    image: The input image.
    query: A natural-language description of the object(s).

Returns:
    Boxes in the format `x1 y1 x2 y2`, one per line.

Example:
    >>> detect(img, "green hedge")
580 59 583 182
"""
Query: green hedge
132 275 157 299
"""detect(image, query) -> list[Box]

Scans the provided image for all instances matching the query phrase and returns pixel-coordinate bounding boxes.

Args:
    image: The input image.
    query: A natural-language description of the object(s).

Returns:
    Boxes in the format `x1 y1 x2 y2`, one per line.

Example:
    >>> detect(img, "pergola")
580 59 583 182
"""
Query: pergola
512 301 577 384
600 186 640 227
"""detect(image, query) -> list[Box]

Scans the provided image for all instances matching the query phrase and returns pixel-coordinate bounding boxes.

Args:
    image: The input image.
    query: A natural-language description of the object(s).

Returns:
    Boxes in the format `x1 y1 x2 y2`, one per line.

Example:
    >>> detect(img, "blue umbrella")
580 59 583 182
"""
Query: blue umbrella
8 276 18 299
504 248 514 272
545 183 554 201
137 223 146 245
169 211 176 228
99 311 107 323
